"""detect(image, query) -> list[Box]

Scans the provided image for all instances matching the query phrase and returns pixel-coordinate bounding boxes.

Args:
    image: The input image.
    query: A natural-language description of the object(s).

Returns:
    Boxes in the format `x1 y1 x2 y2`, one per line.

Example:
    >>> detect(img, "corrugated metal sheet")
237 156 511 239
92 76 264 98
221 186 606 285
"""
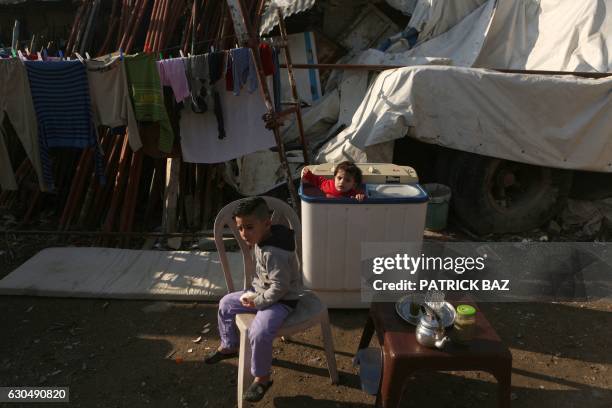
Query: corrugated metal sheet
259 0 317 35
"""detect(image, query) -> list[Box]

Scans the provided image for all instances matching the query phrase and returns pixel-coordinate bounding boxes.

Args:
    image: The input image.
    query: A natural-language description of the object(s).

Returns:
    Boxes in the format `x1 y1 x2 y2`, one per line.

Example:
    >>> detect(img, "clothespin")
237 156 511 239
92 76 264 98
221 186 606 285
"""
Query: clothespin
25 47 30 55
58 50 64 60
11 48 16 57
119 47 123 61
188 52 192 57
37 51 42 60
17 50 24 60
179 50 185 58
85 52 91 59
211 46 215 53
159 52 163 60
75 52 84 62
42 48 48 60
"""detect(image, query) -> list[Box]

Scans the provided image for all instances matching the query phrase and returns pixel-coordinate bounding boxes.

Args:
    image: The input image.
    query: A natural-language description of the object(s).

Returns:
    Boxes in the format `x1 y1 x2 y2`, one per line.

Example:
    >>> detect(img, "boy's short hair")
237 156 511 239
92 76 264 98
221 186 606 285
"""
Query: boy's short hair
335 161 363 185
232 197 272 220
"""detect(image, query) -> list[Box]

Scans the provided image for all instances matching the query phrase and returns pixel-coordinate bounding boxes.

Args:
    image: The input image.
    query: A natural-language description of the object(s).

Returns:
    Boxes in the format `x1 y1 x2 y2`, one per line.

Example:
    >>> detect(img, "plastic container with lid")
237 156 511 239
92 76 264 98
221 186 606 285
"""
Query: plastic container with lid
453 304 477 344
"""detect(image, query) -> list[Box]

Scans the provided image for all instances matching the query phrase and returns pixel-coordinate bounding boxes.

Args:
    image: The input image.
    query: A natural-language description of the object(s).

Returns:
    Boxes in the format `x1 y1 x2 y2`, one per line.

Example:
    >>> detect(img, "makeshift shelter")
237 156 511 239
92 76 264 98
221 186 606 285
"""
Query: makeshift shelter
316 0 612 169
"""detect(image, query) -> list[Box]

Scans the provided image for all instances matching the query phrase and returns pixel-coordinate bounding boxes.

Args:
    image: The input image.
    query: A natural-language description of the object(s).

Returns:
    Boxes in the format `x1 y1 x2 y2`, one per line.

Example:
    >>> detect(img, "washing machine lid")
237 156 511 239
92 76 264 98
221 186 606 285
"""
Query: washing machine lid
365 184 429 203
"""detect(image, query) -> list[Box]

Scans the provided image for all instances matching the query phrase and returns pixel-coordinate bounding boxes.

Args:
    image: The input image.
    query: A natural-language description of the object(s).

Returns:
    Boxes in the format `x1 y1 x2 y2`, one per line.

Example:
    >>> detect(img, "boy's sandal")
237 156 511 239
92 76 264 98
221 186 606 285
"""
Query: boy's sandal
204 349 238 364
243 380 273 402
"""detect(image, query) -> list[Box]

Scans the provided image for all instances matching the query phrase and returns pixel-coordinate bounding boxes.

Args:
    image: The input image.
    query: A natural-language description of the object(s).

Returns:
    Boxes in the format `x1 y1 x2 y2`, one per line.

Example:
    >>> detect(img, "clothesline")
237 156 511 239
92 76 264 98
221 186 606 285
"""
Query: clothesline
148 34 253 56
2 34 279 63
0 43 282 194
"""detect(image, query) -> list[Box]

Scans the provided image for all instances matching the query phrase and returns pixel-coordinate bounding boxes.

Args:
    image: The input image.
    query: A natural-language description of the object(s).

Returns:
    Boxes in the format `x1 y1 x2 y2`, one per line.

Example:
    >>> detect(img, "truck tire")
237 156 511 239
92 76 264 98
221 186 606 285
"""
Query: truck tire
446 152 573 235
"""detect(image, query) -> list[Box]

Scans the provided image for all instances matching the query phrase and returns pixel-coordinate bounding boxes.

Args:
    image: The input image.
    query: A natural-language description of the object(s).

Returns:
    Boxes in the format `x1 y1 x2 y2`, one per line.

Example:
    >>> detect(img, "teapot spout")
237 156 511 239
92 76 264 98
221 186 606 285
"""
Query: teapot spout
434 336 450 349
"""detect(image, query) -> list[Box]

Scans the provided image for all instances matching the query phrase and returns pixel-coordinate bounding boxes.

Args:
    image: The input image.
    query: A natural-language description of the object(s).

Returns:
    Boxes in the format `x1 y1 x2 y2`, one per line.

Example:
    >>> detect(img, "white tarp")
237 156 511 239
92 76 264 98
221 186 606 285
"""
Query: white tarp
473 0 612 71
338 65 612 172
408 0 488 44
383 0 612 70
322 0 612 169
314 56 451 164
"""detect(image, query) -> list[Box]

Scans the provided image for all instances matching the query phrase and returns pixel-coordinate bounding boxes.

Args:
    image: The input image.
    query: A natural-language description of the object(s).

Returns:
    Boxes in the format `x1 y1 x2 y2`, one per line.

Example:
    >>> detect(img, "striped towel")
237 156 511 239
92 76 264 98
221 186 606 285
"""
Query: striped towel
24 60 104 190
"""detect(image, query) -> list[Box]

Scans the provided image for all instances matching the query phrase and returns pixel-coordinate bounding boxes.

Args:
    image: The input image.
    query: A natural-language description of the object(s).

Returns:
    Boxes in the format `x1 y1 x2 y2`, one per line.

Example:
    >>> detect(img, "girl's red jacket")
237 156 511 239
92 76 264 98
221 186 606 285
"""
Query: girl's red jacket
302 170 362 198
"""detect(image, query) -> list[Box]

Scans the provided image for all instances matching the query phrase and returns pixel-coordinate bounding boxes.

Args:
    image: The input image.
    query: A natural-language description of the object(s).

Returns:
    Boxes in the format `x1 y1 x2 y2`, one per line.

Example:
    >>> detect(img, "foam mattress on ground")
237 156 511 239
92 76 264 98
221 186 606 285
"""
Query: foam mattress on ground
0 247 244 300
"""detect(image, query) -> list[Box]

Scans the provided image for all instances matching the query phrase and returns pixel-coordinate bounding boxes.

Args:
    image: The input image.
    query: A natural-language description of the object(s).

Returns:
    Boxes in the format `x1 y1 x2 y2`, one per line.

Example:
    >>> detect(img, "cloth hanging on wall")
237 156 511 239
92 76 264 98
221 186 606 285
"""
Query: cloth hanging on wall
156 57 191 103
24 60 104 190
180 79 276 163
259 43 275 76
124 53 174 153
87 57 142 151
184 53 226 138
0 58 47 192
184 53 210 113
229 47 258 96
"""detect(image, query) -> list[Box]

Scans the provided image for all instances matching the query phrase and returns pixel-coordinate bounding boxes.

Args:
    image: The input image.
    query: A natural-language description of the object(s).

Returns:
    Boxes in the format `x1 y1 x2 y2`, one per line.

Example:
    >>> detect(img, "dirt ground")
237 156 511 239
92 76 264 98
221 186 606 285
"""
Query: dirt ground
1 295 611 408
1 223 612 407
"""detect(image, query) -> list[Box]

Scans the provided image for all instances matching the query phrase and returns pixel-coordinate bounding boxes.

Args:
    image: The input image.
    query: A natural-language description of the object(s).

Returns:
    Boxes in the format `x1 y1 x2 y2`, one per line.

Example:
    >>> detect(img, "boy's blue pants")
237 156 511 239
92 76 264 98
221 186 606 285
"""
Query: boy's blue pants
218 290 291 377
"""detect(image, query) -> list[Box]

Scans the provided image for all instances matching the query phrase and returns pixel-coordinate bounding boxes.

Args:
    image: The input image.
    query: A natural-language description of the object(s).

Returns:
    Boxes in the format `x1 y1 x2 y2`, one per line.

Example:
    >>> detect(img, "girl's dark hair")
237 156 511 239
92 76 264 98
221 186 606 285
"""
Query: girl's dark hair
334 161 362 185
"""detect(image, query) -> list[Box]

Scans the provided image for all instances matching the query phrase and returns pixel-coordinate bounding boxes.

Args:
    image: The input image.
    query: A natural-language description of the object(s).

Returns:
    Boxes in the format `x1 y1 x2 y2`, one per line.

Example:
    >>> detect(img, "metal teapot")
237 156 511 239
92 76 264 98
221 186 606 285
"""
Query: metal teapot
415 304 450 349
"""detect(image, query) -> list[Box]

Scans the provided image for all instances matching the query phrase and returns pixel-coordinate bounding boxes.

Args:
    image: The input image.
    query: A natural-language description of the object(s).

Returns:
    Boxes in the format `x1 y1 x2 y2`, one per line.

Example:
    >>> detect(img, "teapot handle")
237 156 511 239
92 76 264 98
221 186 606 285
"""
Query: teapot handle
420 303 442 323
421 303 446 337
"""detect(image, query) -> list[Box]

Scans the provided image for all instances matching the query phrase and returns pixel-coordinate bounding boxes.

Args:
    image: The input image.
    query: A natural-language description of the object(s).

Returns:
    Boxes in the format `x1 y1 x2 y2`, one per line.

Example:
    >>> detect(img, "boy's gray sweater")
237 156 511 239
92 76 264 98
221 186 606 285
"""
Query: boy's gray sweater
252 225 303 309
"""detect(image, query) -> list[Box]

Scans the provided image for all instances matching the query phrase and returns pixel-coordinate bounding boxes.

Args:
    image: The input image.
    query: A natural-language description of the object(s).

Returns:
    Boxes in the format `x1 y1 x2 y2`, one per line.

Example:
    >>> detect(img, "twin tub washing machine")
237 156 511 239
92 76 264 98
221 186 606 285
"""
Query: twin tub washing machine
299 163 429 308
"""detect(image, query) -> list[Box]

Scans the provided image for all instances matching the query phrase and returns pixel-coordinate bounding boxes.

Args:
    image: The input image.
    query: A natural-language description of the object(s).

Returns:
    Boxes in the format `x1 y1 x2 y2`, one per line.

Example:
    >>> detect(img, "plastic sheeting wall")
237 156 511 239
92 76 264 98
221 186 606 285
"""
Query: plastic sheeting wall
322 0 612 171
343 66 612 172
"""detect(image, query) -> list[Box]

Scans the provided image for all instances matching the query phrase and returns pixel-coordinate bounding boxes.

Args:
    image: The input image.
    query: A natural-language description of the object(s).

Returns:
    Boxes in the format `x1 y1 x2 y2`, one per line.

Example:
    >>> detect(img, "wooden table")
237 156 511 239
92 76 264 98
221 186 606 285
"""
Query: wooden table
357 302 512 407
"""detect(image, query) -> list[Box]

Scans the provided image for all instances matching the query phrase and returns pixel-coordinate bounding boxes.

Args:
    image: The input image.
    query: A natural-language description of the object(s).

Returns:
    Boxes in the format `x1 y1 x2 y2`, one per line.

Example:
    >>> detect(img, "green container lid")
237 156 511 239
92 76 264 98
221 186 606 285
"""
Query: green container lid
456 304 476 316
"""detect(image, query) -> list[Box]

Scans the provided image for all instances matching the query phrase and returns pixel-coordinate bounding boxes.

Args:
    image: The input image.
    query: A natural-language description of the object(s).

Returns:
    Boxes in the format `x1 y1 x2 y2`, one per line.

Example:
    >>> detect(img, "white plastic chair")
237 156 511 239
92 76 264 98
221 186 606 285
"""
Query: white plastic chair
214 196 339 407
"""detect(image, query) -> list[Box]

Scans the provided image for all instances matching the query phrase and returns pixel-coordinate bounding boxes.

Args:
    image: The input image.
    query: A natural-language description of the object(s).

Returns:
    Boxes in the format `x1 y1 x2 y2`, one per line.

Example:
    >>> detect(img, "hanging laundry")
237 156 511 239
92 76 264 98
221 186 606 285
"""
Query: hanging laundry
124 53 174 153
207 51 228 139
225 53 234 92
259 43 275 76
212 90 226 139
87 56 142 151
208 51 225 84
184 53 210 113
180 79 276 163
0 58 47 192
230 47 258 96
24 60 104 190
156 57 191 103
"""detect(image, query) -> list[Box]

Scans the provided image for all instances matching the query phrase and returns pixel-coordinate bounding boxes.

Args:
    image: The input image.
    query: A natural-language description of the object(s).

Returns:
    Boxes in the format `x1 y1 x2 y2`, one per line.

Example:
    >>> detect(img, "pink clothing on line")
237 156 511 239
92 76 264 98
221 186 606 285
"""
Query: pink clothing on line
156 58 191 103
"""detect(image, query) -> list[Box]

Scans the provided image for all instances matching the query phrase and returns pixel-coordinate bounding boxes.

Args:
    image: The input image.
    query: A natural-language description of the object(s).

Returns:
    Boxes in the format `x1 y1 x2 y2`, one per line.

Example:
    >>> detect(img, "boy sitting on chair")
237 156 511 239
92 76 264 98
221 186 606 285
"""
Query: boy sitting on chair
205 197 303 403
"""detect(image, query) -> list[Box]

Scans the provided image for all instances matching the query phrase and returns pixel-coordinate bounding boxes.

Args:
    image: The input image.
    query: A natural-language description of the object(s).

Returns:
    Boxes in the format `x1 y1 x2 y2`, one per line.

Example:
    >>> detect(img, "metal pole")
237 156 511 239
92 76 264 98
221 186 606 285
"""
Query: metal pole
282 63 612 79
